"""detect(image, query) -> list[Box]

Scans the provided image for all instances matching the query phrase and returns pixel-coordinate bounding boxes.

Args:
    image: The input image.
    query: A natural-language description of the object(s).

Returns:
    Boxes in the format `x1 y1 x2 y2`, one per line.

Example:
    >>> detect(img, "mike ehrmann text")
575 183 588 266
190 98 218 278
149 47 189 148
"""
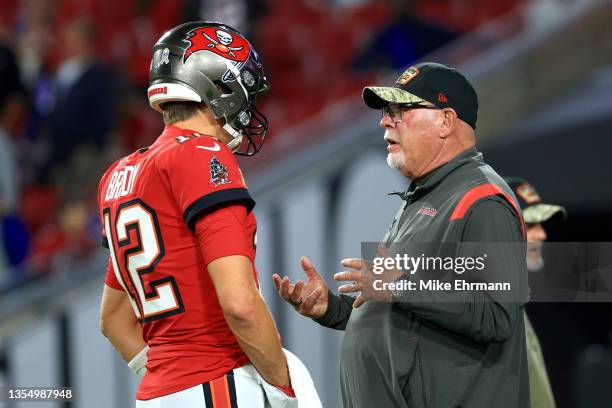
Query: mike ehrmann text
373 279 511 291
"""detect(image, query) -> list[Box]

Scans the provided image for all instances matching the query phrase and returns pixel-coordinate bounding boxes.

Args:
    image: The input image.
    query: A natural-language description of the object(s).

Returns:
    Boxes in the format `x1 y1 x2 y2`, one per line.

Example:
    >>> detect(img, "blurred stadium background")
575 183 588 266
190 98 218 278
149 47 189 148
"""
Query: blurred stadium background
1 0 611 406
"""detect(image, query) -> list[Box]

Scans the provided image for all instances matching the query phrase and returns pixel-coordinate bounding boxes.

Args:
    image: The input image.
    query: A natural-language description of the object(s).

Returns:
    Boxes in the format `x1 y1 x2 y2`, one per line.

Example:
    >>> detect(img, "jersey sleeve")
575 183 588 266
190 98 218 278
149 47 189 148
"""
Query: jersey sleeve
160 137 255 231
314 291 356 331
104 258 123 290
195 204 253 266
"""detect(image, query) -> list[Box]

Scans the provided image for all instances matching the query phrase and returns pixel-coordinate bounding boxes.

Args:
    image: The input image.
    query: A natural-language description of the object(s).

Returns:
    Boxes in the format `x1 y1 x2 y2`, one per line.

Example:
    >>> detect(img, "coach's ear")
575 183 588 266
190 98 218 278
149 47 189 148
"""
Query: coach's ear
438 108 458 139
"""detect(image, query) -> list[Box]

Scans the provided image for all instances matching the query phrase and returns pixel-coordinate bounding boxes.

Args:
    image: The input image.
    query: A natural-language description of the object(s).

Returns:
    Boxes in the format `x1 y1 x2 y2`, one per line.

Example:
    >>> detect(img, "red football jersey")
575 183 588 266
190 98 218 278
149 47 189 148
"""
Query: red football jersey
98 125 258 400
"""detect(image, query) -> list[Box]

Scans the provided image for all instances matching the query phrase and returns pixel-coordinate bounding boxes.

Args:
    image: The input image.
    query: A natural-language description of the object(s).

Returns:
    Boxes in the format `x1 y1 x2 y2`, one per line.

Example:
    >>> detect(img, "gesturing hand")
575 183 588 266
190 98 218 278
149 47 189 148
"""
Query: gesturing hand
335 246 403 308
272 256 329 319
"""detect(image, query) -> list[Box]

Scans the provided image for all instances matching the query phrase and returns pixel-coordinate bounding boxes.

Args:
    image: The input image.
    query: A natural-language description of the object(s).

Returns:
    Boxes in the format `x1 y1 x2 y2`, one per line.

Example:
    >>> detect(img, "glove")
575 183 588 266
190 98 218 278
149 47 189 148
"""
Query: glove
127 345 149 378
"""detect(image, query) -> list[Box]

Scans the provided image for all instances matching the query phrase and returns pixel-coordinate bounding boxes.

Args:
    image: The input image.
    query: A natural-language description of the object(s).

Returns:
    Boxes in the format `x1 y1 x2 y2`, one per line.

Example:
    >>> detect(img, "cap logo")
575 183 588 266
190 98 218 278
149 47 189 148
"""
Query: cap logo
516 182 541 205
437 93 448 103
396 67 420 86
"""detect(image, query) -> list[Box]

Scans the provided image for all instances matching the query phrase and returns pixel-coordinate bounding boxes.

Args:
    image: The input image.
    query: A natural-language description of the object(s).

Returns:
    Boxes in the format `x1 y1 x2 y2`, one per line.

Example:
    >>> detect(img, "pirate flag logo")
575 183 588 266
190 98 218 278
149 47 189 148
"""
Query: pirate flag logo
183 27 250 63
209 156 231 186
182 27 252 83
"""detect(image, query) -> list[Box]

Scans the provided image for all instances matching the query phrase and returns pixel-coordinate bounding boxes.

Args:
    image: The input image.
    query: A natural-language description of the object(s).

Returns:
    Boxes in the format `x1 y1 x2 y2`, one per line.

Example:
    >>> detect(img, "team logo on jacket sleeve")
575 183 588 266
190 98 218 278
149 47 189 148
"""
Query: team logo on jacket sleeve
209 156 231 186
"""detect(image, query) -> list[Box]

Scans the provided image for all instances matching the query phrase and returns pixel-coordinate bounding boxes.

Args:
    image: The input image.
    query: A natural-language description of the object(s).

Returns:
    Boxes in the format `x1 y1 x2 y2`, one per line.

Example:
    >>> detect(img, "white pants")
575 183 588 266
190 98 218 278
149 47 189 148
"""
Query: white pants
135 364 297 408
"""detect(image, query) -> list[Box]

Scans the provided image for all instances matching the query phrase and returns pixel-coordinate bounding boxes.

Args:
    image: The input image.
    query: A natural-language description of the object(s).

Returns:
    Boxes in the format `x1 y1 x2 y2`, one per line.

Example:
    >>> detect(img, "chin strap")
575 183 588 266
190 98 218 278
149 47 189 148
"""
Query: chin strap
223 123 244 152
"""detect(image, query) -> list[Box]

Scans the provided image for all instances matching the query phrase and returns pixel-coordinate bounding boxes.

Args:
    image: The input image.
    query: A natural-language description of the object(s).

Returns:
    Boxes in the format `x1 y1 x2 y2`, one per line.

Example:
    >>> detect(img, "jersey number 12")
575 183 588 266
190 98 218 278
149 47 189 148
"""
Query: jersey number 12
103 199 184 322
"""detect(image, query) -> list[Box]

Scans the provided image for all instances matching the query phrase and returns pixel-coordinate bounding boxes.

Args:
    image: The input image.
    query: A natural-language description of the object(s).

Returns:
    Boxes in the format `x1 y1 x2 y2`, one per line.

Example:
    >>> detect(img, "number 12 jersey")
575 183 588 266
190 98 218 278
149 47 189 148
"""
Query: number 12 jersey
98 126 258 400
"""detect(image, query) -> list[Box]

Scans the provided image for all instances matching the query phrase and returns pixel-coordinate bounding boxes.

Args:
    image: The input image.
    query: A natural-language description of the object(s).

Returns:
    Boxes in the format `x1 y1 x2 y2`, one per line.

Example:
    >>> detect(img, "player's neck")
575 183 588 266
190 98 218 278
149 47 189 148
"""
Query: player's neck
172 109 232 144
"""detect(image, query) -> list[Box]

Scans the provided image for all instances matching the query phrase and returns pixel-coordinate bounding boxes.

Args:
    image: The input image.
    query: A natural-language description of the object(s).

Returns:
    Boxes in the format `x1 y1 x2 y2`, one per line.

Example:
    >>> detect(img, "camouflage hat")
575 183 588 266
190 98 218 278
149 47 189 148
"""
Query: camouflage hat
362 62 479 129
504 177 567 224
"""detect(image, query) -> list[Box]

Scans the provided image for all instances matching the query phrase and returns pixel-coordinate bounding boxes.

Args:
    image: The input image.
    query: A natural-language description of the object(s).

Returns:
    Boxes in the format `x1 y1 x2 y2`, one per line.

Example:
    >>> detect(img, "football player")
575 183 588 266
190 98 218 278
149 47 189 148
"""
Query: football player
98 22 297 407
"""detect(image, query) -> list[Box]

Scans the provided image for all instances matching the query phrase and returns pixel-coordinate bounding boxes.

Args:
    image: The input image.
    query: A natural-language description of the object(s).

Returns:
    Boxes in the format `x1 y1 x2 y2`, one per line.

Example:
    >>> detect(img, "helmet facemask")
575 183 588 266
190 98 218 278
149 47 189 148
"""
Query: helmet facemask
238 100 268 156
218 59 269 156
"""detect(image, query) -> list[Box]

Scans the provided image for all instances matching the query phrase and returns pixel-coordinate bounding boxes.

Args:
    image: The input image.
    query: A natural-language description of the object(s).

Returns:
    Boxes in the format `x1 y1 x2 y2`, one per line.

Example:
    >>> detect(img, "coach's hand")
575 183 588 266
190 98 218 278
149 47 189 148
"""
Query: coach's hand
336 246 403 308
273 256 328 319
335 258 376 308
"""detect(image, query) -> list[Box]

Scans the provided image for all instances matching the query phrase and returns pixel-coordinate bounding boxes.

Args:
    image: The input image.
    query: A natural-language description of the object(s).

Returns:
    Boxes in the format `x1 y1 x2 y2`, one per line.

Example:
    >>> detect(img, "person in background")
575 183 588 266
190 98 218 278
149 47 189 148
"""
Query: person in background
0 43 29 290
43 16 117 192
352 0 456 73
505 176 567 408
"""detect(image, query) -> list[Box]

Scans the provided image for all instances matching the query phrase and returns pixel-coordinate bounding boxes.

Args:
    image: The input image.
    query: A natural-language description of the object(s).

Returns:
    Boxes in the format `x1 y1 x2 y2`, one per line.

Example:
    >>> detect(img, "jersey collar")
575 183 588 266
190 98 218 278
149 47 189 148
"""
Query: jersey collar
393 147 482 201
155 125 215 144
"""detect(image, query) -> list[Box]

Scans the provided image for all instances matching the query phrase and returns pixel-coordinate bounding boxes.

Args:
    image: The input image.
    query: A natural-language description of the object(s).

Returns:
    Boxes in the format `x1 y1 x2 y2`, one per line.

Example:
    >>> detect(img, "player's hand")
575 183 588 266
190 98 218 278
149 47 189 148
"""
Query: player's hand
273 256 328 319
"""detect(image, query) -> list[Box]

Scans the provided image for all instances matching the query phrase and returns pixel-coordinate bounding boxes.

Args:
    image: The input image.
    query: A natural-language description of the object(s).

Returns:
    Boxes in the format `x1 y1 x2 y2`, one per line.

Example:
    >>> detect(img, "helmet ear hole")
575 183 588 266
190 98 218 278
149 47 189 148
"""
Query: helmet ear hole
213 80 233 95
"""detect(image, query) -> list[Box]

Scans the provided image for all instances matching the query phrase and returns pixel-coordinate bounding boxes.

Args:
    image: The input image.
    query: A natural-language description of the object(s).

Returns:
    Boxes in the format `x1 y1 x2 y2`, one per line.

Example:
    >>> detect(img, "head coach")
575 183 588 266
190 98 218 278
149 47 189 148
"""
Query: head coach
273 62 530 407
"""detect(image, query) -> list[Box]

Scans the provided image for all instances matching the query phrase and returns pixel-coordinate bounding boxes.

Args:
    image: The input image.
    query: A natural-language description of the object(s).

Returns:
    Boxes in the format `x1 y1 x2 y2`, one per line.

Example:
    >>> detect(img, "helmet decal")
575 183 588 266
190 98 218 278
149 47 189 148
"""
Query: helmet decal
183 26 251 64
158 48 170 67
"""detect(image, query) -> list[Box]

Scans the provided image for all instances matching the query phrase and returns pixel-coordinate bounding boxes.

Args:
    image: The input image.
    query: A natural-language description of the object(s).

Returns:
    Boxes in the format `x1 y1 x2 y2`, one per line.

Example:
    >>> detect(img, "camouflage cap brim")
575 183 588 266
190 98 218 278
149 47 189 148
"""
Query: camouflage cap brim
523 204 567 224
362 87 426 109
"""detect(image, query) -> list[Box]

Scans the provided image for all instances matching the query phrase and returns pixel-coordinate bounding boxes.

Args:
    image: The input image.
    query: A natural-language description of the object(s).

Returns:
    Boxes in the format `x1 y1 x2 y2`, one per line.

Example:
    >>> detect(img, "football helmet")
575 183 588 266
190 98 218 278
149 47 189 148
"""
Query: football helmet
148 22 270 156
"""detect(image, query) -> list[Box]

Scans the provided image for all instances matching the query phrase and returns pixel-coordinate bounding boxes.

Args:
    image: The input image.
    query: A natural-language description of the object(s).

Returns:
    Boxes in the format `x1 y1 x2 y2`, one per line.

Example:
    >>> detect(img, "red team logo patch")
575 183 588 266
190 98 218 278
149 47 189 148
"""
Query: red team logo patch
209 156 231 186
183 27 251 63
